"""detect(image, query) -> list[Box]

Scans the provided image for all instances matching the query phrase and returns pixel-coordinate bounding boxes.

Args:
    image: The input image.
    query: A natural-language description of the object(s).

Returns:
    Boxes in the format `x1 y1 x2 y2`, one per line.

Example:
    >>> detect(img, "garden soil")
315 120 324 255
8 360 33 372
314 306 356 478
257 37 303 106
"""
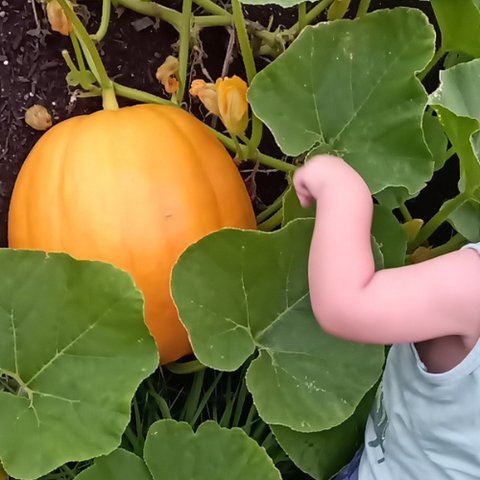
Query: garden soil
0 0 454 250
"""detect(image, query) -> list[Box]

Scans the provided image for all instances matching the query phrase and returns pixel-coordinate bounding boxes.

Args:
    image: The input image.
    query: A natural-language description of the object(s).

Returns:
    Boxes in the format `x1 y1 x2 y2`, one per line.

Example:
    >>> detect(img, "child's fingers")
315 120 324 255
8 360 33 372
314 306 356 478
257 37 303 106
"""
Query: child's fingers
293 176 313 208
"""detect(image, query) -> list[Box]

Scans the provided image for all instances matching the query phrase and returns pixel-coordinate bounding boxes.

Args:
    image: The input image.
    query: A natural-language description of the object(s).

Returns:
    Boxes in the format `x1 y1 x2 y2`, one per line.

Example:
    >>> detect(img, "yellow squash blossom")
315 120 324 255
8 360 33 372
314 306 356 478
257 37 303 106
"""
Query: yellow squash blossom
190 76 249 136
215 76 249 136
156 56 179 94
46 0 73 36
189 79 221 116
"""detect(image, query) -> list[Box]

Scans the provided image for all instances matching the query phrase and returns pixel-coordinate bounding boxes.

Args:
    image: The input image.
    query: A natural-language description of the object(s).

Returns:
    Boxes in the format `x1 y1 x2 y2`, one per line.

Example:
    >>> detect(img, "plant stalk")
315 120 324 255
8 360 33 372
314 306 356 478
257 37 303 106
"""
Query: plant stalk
56 0 118 109
113 82 175 106
257 208 283 231
194 14 232 27
256 192 285 223
176 0 193 102
193 0 230 16
91 0 111 42
410 191 469 249
232 0 256 84
356 0 371 16
418 45 447 82
114 0 183 31
297 2 307 33
430 233 468 258
295 0 335 31
399 203 412 222
166 359 206 374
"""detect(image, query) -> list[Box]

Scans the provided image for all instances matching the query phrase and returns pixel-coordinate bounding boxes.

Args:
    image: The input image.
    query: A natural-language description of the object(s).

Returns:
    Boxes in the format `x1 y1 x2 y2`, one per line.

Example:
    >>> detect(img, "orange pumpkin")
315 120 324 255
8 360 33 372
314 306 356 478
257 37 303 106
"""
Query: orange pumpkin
8 104 257 364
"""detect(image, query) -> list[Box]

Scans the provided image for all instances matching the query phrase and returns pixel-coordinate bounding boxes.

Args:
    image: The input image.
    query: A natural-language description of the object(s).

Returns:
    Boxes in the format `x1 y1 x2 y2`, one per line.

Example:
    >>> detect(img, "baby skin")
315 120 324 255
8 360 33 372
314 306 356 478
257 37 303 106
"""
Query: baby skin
294 155 480 373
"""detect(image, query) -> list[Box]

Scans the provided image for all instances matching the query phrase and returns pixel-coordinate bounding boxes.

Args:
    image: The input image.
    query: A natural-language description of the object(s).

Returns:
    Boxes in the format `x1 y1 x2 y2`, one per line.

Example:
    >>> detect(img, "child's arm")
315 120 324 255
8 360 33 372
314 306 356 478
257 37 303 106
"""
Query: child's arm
293 155 480 344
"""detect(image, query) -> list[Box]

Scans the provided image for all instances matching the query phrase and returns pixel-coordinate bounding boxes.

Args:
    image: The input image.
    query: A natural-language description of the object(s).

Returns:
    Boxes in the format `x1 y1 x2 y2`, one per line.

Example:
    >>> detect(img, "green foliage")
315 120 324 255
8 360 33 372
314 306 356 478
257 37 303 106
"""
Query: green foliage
430 0 480 56
0 251 158 479
249 8 435 198
272 385 377 480
76 420 282 480
172 220 384 434
9 0 480 478
429 58 480 195
76 450 152 480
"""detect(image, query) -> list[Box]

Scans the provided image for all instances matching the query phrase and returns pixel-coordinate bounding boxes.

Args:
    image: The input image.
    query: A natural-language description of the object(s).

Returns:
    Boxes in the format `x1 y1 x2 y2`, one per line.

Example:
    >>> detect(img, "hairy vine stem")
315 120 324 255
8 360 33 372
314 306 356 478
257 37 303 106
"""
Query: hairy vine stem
57 0 118 109
91 0 111 42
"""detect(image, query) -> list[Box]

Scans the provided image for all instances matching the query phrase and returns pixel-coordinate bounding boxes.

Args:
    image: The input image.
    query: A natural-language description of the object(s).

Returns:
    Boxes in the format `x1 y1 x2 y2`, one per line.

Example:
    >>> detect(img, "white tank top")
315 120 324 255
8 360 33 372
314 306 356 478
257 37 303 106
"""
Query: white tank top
359 243 480 480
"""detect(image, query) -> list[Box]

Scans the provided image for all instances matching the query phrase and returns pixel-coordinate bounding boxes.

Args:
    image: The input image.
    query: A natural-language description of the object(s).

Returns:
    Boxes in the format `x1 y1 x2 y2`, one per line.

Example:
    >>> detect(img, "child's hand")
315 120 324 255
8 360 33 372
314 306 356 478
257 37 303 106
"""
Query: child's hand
293 155 350 208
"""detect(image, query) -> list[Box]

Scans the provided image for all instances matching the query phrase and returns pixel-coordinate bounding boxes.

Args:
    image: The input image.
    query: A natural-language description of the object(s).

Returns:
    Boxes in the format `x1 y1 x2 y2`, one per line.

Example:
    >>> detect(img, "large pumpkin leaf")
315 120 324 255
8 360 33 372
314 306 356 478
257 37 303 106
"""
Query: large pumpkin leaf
75 450 153 480
144 420 281 480
430 0 480 57
77 421 281 480
172 220 384 432
248 8 435 195
374 112 447 209
429 58 480 195
0 250 158 480
272 385 377 480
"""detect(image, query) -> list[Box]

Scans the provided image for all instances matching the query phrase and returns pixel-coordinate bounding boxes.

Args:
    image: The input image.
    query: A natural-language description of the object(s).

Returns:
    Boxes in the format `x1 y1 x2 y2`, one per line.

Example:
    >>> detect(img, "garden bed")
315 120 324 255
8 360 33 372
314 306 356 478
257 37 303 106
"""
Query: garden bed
1 0 477 479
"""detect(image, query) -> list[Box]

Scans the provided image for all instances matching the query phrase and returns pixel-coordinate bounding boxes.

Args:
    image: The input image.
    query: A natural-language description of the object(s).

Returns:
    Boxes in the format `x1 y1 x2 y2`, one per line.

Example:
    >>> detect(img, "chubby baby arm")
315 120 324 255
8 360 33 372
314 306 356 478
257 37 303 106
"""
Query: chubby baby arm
294 155 480 345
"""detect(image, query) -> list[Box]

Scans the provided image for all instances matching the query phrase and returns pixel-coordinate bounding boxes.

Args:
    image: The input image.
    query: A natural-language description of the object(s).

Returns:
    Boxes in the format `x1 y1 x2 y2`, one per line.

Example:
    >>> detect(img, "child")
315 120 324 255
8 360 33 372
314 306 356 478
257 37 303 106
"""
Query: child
293 155 480 480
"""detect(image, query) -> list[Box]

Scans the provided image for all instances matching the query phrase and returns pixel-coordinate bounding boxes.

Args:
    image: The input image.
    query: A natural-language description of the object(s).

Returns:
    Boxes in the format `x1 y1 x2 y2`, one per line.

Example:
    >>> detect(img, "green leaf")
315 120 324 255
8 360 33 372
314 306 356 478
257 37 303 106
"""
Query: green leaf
282 181 316 226
66 69 96 88
371 238 384 272
144 420 281 480
429 58 480 194
172 220 384 432
430 0 480 57
249 8 435 195
75 450 153 480
444 51 475 70
448 199 480 242
0 250 158 480
423 112 449 172
272 385 377 480
374 112 447 208
371 205 408 268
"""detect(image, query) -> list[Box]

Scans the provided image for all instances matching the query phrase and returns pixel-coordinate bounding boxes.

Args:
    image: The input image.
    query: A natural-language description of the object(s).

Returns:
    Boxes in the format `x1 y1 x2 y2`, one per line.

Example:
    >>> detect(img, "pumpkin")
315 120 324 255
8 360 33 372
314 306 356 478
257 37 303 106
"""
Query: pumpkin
8 104 257 364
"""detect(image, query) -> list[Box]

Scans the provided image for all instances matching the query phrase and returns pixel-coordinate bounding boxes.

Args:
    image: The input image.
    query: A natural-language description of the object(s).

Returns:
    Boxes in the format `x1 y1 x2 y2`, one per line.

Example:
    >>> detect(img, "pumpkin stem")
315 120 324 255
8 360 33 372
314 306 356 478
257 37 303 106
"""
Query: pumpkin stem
55 0 119 110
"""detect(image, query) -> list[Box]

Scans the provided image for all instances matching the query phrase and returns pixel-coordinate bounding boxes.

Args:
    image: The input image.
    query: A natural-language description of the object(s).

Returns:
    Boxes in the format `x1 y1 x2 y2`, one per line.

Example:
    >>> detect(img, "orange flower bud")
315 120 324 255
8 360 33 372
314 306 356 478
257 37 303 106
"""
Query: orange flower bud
46 0 73 36
215 76 249 136
25 105 53 131
189 79 220 117
156 56 179 94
